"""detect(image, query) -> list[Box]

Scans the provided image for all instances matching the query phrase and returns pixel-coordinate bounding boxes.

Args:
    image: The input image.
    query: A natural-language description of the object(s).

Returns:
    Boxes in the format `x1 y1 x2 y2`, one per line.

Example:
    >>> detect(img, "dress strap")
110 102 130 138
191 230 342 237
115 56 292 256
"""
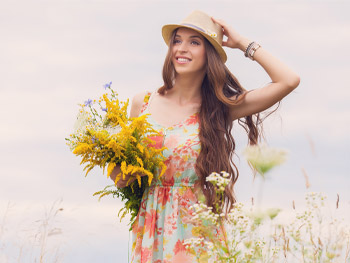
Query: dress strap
140 90 157 114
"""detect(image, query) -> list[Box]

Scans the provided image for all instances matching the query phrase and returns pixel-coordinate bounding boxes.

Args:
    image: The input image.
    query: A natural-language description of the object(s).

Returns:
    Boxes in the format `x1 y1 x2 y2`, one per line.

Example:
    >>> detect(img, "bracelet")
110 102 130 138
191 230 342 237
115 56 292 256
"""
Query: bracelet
244 41 261 61
249 43 261 61
244 42 255 58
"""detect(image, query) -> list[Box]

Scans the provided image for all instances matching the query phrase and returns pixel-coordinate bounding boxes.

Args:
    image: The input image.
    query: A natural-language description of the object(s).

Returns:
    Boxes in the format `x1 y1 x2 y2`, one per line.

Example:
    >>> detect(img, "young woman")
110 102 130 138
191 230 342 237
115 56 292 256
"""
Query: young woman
110 10 300 262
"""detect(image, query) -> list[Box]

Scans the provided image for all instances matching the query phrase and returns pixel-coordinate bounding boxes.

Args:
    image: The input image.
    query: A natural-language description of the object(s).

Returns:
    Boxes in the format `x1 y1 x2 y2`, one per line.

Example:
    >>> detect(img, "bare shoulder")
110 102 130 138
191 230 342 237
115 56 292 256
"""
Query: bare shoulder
130 91 150 118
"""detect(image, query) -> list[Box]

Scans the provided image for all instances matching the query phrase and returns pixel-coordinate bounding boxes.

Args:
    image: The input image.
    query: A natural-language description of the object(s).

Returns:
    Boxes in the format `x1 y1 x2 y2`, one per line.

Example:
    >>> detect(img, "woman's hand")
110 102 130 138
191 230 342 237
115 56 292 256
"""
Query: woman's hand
110 164 145 188
211 17 251 52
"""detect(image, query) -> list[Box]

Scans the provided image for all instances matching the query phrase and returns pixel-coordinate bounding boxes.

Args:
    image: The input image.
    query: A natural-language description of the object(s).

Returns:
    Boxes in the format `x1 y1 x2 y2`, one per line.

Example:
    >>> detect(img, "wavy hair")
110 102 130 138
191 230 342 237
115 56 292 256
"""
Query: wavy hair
158 29 262 214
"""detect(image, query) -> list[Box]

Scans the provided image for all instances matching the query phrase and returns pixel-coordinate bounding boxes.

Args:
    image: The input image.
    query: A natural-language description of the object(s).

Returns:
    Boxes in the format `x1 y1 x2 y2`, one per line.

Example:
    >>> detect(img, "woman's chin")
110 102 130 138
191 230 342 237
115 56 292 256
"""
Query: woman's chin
174 68 203 76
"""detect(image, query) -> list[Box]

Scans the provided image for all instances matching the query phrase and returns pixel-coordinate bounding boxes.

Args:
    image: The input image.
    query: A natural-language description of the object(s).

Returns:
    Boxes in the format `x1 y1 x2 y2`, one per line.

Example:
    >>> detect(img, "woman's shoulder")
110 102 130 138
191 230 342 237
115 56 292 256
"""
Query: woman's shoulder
130 90 153 117
131 90 153 108
132 91 150 104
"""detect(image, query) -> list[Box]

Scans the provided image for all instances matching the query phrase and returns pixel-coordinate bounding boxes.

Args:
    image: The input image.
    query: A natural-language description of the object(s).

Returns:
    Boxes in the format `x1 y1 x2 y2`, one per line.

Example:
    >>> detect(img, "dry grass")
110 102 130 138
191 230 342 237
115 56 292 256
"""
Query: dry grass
0 200 65 263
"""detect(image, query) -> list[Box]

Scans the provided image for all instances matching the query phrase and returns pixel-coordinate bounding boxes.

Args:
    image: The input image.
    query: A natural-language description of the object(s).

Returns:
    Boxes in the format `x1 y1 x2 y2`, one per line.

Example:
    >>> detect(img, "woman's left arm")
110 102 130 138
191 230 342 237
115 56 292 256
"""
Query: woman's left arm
212 17 300 121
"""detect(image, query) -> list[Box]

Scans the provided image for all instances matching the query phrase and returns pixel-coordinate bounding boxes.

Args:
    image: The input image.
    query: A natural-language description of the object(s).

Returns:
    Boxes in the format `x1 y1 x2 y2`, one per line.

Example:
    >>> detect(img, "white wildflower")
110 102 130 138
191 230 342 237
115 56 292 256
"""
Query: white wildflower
73 110 91 134
105 125 122 135
206 171 231 190
266 208 281 220
243 143 287 176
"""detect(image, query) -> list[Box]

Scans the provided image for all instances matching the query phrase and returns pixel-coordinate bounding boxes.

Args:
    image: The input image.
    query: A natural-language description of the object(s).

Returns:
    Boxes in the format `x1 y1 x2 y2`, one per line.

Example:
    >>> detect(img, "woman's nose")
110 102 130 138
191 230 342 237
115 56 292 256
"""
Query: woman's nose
178 42 188 53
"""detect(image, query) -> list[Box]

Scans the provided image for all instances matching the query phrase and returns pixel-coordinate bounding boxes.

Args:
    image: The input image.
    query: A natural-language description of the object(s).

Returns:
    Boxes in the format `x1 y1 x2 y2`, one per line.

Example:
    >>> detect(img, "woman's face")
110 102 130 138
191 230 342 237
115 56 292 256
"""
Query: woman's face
171 27 207 76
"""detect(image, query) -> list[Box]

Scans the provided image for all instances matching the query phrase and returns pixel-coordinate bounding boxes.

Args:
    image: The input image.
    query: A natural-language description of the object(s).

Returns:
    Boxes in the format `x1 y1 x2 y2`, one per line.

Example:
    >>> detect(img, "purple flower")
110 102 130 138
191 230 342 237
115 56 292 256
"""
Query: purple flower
84 99 93 107
102 108 107 112
91 136 97 143
103 81 112 90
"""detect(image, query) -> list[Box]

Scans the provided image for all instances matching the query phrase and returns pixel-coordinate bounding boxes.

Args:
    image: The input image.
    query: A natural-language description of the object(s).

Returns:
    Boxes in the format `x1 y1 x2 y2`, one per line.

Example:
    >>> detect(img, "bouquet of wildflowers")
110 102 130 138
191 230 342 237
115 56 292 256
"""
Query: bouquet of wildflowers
66 82 166 226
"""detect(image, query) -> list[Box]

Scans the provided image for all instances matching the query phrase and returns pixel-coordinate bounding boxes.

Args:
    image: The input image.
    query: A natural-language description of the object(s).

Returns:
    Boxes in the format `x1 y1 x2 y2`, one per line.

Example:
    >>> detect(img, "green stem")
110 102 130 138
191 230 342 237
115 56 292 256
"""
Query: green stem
257 176 265 208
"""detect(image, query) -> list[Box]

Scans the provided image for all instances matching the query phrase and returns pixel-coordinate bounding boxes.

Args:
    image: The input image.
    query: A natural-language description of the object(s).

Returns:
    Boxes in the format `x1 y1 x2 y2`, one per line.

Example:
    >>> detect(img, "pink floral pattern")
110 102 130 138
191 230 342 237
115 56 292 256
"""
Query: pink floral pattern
131 91 201 262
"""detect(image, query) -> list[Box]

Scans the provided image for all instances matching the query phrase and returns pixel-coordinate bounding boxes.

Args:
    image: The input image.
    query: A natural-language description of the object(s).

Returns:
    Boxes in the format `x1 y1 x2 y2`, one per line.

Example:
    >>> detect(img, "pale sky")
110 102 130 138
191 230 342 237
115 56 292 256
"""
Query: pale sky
1 1 349 262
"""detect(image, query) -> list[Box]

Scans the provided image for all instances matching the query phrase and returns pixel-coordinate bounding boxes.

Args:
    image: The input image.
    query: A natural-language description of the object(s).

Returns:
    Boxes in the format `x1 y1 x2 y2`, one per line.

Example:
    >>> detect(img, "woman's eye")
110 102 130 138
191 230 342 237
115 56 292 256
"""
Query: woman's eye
191 41 200 45
173 39 181 44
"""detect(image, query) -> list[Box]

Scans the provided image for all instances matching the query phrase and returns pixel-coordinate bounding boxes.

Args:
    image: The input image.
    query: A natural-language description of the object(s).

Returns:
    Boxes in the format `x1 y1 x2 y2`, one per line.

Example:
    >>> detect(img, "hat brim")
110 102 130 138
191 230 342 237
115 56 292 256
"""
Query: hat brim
162 24 227 63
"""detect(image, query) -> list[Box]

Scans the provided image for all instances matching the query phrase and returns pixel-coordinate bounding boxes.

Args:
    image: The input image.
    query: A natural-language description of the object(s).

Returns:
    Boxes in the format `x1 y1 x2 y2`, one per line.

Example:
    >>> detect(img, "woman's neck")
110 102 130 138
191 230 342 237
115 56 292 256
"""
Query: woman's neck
170 72 205 105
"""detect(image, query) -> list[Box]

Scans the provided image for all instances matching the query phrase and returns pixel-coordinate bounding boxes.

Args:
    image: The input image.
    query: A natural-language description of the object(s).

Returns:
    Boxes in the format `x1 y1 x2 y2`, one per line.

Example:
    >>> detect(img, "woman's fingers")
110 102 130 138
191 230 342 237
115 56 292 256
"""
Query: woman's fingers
211 17 228 33
118 176 135 187
120 173 146 182
211 17 230 47
211 16 223 26
212 17 243 49
116 171 149 188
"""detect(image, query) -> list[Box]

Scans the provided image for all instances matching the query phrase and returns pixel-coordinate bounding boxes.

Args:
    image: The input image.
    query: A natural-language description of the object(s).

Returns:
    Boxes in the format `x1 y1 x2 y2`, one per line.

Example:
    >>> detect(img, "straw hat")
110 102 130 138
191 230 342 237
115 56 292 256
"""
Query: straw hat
162 10 227 63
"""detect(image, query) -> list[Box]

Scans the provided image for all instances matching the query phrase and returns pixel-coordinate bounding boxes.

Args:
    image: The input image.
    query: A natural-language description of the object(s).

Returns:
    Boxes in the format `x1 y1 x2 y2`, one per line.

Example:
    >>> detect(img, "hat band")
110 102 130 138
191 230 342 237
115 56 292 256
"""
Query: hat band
180 23 206 33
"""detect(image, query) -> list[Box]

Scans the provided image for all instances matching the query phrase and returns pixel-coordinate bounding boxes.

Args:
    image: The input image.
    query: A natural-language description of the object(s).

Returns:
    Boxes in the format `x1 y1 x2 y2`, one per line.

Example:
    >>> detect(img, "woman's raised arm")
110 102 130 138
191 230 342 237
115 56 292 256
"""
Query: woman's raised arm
212 17 300 121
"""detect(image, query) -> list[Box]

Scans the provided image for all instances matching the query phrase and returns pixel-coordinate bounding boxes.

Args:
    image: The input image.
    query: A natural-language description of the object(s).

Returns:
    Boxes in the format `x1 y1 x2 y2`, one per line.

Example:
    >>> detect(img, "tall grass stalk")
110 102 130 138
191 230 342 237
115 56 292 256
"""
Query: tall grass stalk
0 200 64 263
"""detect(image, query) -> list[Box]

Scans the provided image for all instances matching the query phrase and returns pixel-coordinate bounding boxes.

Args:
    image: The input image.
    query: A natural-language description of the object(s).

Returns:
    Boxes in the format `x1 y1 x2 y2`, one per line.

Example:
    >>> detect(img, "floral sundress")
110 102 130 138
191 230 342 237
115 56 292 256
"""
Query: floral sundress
131 91 202 263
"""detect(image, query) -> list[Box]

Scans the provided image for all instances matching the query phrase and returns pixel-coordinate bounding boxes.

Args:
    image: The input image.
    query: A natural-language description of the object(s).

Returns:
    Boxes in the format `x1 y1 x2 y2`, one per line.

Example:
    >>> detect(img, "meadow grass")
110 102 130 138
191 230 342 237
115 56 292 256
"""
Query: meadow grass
184 144 350 262
0 200 64 263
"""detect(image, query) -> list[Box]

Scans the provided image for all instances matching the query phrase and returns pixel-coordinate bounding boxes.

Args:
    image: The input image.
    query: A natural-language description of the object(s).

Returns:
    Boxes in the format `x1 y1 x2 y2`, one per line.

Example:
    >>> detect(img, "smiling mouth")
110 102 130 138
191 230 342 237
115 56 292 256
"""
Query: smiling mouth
176 57 192 63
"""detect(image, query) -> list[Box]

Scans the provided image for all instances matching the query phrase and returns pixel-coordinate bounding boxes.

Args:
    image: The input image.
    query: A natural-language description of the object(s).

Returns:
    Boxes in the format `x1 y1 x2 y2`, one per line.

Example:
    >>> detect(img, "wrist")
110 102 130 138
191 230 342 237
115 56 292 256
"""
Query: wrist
237 37 252 52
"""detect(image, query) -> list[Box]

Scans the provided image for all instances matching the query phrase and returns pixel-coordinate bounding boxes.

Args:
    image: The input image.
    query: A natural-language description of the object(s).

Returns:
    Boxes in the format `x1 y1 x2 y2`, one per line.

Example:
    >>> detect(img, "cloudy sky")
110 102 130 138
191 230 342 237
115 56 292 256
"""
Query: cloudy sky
1 0 349 262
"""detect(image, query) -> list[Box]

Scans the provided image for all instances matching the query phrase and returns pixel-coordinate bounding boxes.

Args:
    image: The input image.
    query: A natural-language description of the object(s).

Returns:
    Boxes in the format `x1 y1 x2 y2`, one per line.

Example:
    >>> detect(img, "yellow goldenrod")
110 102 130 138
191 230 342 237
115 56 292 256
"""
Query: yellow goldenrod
66 83 167 226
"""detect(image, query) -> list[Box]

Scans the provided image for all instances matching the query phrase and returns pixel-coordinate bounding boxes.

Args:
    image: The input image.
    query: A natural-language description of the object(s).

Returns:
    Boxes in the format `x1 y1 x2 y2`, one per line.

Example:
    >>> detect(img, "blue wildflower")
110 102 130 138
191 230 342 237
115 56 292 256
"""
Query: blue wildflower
102 108 107 112
91 136 97 143
84 99 93 107
103 81 112 90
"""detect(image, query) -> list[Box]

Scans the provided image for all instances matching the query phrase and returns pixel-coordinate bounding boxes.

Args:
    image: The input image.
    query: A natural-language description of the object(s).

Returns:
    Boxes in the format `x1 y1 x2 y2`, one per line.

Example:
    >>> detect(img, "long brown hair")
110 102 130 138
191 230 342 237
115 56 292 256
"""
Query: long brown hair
158 29 262 214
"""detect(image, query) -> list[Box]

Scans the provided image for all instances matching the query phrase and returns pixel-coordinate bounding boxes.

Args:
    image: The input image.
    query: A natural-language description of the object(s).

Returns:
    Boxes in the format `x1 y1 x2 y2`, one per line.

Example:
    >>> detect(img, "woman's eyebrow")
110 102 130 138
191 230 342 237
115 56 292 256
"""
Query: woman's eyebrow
175 34 202 39
189 36 202 39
